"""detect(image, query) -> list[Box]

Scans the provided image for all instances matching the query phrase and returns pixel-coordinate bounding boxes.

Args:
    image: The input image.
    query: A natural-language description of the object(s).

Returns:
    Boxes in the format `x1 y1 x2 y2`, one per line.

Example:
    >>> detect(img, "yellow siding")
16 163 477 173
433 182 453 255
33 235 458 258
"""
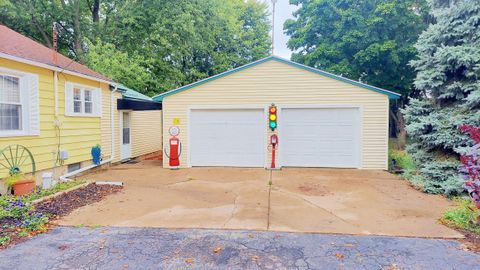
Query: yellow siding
101 91 122 162
0 58 110 178
130 110 163 157
162 60 389 170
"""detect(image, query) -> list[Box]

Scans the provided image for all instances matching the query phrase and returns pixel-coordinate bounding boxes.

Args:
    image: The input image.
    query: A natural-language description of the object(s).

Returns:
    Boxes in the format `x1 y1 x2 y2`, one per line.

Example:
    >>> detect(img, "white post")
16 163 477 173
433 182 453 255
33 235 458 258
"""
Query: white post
271 0 277 55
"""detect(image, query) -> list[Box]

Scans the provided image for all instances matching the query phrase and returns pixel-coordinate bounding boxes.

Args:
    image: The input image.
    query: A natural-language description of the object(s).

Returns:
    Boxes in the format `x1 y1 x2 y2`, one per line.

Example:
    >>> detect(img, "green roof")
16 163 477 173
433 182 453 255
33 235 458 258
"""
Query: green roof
117 85 153 101
152 56 401 102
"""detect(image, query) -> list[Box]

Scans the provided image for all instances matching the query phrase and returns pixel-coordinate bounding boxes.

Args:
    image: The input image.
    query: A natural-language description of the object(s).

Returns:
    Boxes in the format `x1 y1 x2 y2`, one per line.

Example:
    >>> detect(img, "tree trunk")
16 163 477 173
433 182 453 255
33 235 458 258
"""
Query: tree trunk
92 0 100 23
73 0 84 60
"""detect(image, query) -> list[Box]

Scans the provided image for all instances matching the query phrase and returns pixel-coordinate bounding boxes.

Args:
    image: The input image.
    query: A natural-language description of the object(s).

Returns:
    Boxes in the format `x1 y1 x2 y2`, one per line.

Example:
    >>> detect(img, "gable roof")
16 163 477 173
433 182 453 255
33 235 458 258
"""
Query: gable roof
117 84 153 101
0 25 112 83
153 55 401 102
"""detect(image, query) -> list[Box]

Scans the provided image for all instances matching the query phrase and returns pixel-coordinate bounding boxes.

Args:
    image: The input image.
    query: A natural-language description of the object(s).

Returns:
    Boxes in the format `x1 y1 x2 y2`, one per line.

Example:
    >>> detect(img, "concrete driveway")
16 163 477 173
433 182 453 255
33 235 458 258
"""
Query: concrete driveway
60 161 462 238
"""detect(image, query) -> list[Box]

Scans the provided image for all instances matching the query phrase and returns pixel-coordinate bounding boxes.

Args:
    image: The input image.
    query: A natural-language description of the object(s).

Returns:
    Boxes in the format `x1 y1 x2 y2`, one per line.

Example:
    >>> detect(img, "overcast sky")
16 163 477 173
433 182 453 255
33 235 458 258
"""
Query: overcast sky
265 0 299 59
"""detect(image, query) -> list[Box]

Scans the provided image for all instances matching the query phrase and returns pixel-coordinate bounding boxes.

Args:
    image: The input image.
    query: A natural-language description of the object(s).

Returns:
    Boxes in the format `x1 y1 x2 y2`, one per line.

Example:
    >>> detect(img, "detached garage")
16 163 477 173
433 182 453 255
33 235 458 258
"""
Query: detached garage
154 56 400 170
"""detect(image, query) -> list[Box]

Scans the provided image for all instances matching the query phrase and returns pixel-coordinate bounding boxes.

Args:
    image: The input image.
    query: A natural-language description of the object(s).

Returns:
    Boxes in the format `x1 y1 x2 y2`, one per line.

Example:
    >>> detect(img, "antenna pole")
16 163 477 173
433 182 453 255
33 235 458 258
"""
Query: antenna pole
271 0 277 55
52 22 58 64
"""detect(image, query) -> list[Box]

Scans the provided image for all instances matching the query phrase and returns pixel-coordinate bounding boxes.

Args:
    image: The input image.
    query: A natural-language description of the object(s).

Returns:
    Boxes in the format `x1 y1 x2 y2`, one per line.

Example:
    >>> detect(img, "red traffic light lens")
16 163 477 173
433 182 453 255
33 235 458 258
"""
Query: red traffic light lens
269 107 277 114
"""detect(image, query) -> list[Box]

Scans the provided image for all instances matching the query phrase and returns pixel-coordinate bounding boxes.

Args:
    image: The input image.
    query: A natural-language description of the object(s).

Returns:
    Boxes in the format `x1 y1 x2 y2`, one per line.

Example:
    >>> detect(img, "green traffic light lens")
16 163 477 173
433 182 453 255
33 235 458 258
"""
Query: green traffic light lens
269 121 277 129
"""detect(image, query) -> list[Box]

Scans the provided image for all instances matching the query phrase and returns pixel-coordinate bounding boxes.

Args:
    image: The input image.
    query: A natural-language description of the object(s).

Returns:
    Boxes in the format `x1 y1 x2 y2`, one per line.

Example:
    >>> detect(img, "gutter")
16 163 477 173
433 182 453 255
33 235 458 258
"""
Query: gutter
59 84 119 181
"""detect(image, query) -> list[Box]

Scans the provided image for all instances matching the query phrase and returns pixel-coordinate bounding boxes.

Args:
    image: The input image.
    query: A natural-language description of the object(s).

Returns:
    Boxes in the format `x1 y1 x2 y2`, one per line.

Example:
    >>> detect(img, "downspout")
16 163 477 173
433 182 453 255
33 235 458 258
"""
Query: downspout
59 84 119 181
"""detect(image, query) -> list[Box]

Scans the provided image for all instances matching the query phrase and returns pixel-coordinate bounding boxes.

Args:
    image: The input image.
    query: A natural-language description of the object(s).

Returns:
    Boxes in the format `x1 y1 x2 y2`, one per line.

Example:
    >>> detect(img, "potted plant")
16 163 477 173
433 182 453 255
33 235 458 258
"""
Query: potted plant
3 173 36 196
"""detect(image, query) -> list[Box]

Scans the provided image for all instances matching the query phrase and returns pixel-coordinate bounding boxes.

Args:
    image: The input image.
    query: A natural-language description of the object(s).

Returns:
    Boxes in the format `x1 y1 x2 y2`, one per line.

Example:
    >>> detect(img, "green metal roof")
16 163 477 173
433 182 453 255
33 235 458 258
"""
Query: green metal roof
117 84 153 101
152 56 401 102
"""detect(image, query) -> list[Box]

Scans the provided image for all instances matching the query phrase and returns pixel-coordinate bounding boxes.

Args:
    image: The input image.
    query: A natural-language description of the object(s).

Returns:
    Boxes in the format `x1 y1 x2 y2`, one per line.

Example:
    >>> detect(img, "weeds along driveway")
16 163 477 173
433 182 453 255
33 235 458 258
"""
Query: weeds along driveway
60 161 462 238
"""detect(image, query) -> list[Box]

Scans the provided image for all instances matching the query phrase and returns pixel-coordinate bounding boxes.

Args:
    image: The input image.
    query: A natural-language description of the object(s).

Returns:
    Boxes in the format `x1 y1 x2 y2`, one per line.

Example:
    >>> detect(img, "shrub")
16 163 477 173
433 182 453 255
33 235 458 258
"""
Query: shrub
443 198 480 235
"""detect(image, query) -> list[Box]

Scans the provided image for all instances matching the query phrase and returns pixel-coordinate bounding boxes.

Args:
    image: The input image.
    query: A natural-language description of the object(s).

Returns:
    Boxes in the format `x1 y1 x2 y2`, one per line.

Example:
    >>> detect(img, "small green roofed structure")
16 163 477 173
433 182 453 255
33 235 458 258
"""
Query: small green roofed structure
116 84 162 111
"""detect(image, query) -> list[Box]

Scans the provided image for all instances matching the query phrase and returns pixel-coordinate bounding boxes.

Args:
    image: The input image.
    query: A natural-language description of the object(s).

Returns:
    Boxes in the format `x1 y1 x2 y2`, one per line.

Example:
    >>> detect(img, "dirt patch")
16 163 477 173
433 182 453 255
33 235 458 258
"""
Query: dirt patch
455 229 480 253
297 182 330 196
0 183 122 250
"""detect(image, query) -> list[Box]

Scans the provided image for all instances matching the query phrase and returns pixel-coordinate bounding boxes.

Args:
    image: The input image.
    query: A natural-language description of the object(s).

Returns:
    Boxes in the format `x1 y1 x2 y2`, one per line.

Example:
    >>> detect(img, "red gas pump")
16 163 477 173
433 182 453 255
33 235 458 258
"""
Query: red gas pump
168 136 181 169
270 134 278 169
165 126 181 169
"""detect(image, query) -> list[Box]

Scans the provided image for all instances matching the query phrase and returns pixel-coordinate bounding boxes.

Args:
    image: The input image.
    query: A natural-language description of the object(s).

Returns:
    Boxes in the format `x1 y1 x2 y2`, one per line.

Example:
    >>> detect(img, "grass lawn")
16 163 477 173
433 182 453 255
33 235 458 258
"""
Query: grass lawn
442 198 480 236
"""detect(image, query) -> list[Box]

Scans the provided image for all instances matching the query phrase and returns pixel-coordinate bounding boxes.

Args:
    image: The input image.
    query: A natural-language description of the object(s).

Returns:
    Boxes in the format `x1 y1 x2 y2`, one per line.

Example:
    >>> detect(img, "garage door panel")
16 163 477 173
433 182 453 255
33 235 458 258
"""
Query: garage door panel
190 109 264 167
281 108 361 168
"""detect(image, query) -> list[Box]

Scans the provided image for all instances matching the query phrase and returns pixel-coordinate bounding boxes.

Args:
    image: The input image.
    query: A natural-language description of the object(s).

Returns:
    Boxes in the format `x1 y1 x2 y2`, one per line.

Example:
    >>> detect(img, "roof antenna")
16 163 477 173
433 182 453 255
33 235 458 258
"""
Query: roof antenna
271 0 277 56
52 22 58 65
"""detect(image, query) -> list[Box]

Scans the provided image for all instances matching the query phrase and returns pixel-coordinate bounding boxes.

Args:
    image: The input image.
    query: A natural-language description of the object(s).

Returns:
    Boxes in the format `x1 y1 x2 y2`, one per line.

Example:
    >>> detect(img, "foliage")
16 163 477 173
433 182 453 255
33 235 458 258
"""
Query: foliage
0 197 31 219
389 149 415 171
459 125 480 209
284 0 429 99
83 39 153 95
402 0 480 195
0 0 271 96
443 198 480 235
2 173 33 188
21 212 48 232
24 180 85 202
0 234 10 246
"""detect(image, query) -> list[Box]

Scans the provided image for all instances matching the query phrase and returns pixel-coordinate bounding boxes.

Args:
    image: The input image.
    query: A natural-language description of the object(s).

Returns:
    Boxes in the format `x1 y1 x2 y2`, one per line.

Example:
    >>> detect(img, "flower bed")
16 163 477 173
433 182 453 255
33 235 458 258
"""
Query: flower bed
0 181 122 249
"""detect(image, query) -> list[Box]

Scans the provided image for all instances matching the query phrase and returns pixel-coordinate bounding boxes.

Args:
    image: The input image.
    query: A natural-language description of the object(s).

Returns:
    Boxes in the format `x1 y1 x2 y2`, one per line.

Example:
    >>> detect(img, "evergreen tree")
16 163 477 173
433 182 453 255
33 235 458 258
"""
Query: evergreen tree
403 0 480 194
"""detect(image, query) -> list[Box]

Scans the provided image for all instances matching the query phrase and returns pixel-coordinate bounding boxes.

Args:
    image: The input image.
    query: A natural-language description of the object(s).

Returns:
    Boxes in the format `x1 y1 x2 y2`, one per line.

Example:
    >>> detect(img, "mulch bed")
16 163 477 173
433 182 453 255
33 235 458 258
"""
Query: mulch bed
0 183 122 250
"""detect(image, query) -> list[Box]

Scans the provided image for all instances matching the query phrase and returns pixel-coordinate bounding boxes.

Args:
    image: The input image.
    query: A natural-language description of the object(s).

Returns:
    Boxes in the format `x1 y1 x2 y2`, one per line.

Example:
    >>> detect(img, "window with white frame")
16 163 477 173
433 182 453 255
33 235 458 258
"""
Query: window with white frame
65 83 101 117
0 75 22 130
0 68 39 137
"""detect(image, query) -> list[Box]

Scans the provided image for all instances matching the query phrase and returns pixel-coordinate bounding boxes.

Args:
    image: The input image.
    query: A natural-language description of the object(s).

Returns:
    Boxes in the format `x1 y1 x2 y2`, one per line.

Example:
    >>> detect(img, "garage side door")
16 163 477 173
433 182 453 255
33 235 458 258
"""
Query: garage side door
190 109 265 167
281 107 361 168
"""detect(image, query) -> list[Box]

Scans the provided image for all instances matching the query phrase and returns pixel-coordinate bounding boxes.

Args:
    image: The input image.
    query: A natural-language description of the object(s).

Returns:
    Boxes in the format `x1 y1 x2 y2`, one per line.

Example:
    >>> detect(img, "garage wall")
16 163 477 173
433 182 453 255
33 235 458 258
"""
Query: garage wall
162 59 389 170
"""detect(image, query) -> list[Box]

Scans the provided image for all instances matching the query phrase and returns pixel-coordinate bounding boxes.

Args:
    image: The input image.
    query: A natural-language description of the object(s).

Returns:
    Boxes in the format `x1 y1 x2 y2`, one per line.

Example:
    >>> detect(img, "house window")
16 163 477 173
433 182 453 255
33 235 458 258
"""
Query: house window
84 89 93 114
67 162 81 173
0 68 39 137
65 83 101 117
73 88 82 113
0 75 21 130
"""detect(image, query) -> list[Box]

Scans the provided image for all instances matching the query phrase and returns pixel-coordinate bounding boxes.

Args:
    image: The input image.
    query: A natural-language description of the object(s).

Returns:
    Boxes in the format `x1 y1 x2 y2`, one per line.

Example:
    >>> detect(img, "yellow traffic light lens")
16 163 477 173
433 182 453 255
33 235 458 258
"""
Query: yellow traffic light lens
269 114 277 121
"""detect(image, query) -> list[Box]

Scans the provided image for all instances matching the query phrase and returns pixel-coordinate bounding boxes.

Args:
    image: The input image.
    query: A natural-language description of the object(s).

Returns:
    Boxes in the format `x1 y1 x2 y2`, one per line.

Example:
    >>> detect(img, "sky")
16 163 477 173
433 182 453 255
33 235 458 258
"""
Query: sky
265 0 299 59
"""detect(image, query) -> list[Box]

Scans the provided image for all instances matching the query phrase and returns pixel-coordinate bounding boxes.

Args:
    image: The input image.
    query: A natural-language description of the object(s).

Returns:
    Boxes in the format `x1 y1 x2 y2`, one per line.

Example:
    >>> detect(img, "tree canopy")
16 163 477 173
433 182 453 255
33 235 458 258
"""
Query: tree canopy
284 0 429 98
403 0 480 194
0 0 271 96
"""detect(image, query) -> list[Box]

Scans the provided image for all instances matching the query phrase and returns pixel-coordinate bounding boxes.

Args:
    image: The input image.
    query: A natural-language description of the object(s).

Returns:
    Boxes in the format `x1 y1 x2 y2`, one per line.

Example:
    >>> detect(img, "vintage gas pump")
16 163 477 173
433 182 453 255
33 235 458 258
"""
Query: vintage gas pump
269 134 278 169
165 126 181 169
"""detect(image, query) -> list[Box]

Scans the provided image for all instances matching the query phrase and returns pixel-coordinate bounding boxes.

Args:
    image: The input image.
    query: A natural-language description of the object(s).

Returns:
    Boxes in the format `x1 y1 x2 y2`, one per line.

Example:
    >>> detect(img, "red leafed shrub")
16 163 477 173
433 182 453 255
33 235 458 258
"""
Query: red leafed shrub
459 124 480 209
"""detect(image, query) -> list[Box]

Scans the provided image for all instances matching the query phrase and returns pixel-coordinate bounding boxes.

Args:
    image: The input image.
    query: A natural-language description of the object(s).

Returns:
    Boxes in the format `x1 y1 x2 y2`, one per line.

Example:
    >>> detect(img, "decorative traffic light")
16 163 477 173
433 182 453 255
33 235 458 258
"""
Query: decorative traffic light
269 104 277 131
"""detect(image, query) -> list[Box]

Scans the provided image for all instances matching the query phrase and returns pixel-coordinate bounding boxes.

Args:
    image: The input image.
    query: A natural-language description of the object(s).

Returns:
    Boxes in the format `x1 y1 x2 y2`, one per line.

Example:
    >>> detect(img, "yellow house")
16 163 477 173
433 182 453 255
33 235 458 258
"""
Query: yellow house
154 56 400 170
0 25 162 191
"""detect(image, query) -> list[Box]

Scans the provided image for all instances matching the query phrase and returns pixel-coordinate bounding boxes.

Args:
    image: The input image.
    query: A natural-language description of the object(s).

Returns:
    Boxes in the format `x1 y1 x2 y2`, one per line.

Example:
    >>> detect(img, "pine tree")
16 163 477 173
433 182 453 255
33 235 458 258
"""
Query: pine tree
403 0 480 194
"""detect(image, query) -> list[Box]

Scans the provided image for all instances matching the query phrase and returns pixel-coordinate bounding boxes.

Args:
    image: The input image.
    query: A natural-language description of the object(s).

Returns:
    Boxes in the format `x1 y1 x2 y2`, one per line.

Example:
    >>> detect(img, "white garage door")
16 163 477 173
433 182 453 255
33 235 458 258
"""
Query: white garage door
281 107 361 168
190 109 265 167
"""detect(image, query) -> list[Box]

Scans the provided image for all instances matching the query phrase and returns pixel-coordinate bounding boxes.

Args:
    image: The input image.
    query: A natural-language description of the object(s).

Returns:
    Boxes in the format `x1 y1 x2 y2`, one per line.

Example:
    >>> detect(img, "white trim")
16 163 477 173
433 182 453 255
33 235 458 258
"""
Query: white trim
277 104 363 169
0 67 38 137
0 52 114 85
119 110 132 160
187 106 267 168
64 82 102 117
